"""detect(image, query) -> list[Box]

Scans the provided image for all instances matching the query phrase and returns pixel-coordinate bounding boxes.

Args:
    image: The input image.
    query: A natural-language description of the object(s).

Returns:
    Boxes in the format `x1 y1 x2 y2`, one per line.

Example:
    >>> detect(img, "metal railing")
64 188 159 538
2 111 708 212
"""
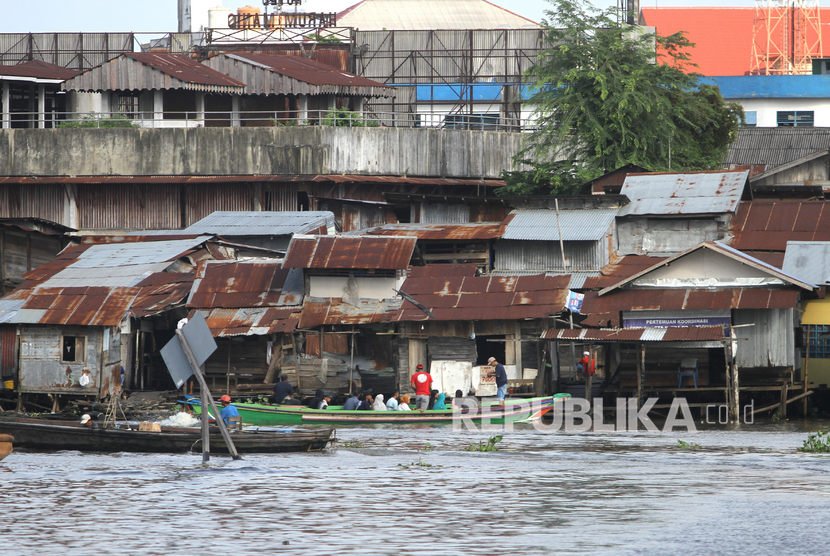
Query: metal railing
0 109 535 132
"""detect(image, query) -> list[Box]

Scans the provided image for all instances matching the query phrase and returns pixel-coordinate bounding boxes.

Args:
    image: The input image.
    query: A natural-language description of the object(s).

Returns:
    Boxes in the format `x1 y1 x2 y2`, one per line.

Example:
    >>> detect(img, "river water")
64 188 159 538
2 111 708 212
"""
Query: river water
3 420 829 555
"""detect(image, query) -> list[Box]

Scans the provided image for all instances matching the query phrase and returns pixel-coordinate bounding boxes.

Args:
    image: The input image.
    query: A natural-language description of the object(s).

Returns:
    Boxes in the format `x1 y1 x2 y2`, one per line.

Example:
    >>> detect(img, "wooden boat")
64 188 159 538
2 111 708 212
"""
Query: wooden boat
0 418 333 455
179 394 571 426
0 433 12 461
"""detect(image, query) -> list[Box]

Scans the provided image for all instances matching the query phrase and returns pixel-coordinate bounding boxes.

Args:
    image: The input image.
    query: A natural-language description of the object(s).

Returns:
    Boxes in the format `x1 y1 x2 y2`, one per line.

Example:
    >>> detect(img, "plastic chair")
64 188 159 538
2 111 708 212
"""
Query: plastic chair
677 358 699 388
227 415 243 430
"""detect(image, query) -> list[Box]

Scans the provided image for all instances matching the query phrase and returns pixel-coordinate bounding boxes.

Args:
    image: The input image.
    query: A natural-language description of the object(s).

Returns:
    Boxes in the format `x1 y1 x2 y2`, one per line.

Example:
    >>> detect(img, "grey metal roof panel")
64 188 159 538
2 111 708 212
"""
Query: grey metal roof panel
618 171 748 216
0 298 24 324
725 127 830 167
501 209 618 241
183 211 336 236
40 262 171 288
69 237 210 268
782 241 830 285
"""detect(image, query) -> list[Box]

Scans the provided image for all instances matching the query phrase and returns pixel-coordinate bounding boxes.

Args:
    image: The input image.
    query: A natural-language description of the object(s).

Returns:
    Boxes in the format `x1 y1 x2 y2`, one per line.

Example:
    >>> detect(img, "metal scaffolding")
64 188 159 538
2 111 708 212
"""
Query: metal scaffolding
750 0 823 75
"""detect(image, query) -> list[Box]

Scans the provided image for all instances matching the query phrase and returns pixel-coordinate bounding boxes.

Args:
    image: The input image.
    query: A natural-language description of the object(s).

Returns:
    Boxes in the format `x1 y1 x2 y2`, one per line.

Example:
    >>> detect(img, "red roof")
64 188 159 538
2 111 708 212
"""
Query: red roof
188 261 301 309
398 273 570 321
729 200 830 251
0 60 80 80
641 7 830 76
284 236 416 270
125 53 245 88
225 53 392 89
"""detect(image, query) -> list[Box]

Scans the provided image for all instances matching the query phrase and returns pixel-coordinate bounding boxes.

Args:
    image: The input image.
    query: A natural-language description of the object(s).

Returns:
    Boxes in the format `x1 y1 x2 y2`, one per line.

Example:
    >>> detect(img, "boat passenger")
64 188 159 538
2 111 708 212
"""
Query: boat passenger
308 389 326 409
373 394 387 411
452 390 478 410
410 363 433 411
218 394 240 426
272 375 294 405
428 389 438 410
282 393 302 406
343 393 360 411
80 413 99 429
357 394 373 410
318 395 332 410
432 393 447 410
386 392 399 411
398 394 412 411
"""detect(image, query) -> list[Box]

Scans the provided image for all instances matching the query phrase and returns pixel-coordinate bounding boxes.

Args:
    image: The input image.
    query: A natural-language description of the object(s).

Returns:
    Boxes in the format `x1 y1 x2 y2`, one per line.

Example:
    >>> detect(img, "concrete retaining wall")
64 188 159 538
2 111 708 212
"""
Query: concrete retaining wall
0 127 523 178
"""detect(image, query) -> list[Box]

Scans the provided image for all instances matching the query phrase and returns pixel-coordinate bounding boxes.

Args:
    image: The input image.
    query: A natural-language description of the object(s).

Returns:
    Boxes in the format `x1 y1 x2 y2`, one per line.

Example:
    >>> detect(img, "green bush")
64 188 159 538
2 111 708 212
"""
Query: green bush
58 114 138 129
320 108 380 127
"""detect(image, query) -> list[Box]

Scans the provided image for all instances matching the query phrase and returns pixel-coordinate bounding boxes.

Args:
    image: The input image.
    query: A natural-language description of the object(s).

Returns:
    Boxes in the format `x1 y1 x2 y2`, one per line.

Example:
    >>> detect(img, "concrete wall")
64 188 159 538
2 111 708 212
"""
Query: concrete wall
617 217 728 256
0 127 523 179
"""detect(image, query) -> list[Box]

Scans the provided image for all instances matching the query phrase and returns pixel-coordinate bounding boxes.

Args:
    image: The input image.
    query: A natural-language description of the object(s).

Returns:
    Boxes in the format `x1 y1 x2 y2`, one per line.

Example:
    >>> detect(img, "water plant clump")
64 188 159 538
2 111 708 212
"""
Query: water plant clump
799 431 830 453
676 439 701 450
466 435 503 452
398 458 441 469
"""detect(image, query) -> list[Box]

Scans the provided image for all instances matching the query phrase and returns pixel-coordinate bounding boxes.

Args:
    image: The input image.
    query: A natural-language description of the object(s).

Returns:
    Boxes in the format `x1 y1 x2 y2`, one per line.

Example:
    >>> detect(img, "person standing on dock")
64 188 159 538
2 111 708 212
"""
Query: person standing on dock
489 357 508 403
411 363 433 411
218 395 240 426
578 351 596 401
272 375 294 405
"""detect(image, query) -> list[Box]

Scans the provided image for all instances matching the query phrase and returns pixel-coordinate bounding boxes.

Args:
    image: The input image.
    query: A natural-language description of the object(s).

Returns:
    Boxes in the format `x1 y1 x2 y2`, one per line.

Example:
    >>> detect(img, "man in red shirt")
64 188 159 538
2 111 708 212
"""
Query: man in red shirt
410 363 433 411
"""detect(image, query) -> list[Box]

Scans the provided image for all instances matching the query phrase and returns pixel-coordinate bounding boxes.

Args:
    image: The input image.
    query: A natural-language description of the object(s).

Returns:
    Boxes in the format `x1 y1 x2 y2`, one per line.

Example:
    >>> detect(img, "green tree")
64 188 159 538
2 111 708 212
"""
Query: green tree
506 0 741 195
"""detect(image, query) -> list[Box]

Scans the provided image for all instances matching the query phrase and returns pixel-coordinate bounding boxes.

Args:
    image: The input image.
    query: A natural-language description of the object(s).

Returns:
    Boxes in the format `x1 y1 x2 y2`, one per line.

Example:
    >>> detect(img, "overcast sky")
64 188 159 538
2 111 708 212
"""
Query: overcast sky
0 0 806 34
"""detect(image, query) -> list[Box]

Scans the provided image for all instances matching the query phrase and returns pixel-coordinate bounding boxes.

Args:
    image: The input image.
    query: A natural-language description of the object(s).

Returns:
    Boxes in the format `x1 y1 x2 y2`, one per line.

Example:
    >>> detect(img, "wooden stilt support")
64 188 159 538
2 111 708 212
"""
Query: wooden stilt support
752 390 814 416
803 324 810 417
780 382 788 419
636 343 645 408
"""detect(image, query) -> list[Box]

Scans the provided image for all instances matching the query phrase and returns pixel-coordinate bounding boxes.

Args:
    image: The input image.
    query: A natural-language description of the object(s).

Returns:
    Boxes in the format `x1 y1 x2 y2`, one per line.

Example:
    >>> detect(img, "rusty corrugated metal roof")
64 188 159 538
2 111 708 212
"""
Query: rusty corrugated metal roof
397 272 570 321
284 235 416 269
221 52 393 89
619 171 749 216
0 60 81 80
299 298 403 327
15 286 140 326
125 53 245 87
729 200 830 252
365 223 503 240
188 261 303 309
541 326 726 342
193 307 300 337
582 255 667 290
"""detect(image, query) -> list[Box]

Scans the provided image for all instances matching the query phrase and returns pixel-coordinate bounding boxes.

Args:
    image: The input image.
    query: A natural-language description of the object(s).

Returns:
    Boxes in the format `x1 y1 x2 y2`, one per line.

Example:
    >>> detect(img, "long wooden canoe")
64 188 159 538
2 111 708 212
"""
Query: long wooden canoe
179 394 571 426
0 418 333 455
0 433 12 461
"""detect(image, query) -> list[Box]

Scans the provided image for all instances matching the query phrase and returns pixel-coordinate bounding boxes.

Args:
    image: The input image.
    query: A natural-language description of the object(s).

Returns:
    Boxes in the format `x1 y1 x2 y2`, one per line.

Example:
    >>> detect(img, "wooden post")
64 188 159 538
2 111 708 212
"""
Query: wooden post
292 333 302 393
263 337 280 384
636 343 645 408
225 340 231 394
780 382 788 419
349 326 355 395
732 356 740 422
803 324 810 417
176 329 240 461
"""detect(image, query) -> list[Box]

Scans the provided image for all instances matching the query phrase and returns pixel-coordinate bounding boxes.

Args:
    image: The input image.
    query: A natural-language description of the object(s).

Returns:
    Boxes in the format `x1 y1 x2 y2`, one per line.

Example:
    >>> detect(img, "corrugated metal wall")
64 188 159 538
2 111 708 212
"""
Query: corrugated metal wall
494 240 604 272
734 308 795 368
185 183 258 225
264 183 298 211
0 326 16 378
0 184 66 225
355 29 544 83
78 184 181 229
427 336 477 364
420 202 470 223
0 33 134 69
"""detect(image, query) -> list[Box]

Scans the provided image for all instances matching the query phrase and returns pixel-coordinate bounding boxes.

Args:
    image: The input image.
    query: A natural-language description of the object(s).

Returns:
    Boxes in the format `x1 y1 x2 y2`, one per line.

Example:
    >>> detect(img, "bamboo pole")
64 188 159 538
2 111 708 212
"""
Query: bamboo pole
803 324 810 417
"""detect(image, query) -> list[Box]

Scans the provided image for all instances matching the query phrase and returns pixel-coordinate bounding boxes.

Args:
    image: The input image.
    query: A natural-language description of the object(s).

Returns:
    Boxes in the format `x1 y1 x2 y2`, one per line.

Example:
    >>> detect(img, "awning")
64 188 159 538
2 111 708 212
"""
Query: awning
802 297 830 325
541 326 726 342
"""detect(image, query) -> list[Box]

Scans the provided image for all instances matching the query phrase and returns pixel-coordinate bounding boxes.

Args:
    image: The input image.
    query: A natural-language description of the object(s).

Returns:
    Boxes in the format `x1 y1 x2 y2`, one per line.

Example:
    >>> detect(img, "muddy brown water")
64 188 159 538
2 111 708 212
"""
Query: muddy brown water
2 420 829 554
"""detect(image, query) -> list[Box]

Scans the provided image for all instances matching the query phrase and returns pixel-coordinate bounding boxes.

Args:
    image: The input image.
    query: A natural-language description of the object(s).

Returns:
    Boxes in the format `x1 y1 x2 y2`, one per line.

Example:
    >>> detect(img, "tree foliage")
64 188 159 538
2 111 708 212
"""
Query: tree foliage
505 0 742 195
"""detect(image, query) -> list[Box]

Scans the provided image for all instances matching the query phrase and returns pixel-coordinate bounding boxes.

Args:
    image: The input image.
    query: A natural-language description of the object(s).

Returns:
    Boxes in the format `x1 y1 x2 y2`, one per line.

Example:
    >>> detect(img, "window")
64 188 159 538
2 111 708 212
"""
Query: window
116 93 139 118
777 110 814 127
806 326 830 359
742 111 757 127
61 335 86 363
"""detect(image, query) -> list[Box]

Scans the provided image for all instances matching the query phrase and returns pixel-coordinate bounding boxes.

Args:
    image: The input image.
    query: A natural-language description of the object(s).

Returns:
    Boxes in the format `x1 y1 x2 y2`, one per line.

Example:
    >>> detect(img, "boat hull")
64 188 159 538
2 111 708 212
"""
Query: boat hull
0 418 333 454
179 395 570 426
0 433 12 461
